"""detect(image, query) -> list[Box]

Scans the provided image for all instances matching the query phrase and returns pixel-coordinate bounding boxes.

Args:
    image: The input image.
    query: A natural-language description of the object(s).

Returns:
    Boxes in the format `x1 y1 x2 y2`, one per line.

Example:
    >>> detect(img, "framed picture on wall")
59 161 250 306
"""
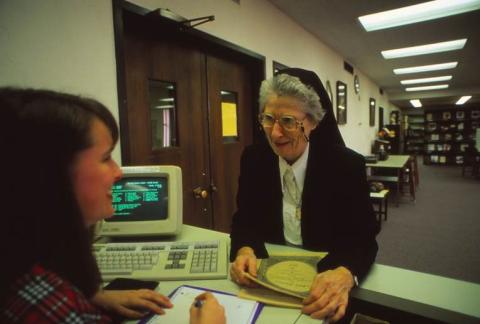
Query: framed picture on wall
325 80 333 103
369 98 376 126
389 111 399 125
379 106 385 130
336 81 347 125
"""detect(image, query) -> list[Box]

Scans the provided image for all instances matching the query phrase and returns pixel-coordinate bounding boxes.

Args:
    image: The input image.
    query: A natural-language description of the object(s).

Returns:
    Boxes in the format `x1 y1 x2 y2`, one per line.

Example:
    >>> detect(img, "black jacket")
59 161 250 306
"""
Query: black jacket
230 140 379 282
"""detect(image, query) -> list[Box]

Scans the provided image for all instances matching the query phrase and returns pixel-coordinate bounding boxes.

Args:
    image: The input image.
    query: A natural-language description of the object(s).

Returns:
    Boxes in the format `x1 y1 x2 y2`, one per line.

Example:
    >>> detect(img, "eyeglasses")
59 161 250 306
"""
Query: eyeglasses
258 113 305 132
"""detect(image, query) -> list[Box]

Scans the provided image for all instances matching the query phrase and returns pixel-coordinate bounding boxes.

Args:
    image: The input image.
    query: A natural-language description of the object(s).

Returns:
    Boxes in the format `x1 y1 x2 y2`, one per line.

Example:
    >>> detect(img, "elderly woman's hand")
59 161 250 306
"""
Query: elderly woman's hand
229 246 258 287
302 266 355 322
92 289 173 318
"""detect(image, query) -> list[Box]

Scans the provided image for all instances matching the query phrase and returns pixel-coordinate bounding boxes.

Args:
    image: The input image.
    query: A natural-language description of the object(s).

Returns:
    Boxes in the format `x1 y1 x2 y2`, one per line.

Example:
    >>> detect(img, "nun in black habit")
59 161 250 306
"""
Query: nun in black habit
229 68 378 322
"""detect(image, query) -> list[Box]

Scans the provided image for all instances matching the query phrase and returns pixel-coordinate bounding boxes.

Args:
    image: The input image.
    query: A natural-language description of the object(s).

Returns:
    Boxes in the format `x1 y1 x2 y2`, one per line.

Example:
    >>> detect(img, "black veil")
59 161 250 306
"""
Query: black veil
275 68 345 147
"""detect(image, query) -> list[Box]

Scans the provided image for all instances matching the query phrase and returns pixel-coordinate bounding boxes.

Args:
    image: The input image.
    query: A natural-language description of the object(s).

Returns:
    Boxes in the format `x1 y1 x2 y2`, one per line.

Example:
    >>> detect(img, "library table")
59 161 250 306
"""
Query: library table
366 155 410 206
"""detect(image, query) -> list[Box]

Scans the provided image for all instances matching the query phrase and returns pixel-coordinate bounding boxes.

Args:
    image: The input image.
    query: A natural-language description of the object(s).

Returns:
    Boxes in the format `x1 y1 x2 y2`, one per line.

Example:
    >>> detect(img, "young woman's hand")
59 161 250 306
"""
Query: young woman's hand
92 289 172 318
189 292 226 324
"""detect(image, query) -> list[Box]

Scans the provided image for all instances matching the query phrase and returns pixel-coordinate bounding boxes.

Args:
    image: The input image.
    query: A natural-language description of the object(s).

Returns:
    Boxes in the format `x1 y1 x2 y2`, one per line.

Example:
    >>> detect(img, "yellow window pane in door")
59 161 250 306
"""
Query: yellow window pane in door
221 91 238 143
222 102 238 136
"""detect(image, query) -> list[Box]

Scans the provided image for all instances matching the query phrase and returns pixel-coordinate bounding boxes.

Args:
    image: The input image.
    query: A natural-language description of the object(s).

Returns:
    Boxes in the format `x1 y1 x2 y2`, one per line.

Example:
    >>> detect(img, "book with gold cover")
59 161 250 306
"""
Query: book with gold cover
238 252 326 308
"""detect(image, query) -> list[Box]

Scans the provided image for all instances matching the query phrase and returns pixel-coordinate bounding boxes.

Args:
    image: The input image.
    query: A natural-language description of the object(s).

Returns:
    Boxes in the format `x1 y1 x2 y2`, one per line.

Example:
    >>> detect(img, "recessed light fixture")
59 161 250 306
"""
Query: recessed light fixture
401 75 452 85
394 62 458 75
358 0 480 32
382 39 467 59
456 95 472 105
406 84 449 91
410 99 422 108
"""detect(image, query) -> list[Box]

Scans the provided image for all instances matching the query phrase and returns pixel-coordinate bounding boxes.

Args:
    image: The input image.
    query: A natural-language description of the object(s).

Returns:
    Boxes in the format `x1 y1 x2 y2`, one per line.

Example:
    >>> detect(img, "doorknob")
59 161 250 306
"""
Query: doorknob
193 187 209 199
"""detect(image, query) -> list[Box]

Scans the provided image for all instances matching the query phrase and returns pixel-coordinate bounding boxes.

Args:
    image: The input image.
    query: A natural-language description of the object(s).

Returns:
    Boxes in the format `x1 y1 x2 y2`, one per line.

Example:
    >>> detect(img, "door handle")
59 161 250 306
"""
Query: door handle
193 187 209 199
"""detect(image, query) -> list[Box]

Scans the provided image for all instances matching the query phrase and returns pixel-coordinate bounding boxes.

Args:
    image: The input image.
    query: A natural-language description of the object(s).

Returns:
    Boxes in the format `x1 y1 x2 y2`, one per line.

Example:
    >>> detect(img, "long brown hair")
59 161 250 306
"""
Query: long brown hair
0 88 119 302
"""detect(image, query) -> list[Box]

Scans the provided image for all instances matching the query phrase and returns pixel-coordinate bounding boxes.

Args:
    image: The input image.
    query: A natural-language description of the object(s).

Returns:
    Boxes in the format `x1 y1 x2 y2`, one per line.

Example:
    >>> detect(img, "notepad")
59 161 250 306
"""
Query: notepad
140 285 263 324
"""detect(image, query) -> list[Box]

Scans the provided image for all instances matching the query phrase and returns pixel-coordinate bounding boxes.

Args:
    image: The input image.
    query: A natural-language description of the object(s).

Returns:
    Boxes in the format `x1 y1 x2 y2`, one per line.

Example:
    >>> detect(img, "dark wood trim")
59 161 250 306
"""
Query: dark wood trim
113 0 267 155
119 0 265 63
112 0 130 164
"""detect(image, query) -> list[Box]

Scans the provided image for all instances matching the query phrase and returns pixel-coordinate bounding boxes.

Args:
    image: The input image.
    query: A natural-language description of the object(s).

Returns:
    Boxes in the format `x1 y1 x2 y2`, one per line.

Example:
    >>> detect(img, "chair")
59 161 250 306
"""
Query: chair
412 154 419 187
399 155 416 201
462 147 480 178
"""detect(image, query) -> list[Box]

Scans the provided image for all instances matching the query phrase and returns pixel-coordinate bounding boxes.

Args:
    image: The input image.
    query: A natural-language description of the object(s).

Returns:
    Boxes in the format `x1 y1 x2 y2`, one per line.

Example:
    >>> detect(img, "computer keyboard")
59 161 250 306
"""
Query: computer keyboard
93 240 228 282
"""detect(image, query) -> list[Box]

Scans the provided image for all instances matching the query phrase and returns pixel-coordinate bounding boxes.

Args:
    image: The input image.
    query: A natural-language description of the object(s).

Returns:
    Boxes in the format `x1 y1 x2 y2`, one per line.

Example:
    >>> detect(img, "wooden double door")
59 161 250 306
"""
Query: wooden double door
120 12 259 232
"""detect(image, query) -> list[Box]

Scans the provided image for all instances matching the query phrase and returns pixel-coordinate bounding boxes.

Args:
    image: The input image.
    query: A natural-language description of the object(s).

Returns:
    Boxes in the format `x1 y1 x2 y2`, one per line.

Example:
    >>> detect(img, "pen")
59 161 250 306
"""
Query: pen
194 299 204 308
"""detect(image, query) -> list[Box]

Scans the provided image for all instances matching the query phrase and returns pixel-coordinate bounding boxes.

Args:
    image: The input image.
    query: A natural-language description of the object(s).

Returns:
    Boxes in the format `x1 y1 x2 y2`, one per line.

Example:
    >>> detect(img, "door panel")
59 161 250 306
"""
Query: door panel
121 13 256 232
207 56 253 232
124 29 212 229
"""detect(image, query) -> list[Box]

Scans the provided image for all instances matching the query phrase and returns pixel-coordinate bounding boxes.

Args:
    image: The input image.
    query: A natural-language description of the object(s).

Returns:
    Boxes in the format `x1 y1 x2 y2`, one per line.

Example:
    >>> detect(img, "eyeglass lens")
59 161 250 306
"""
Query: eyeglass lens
260 114 299 131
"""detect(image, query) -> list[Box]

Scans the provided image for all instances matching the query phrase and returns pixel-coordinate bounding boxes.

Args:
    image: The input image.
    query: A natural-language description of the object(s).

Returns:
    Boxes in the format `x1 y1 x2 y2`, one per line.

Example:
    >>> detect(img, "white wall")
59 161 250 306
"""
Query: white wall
131 0 398 154
0 0 122 161
0 0 397 159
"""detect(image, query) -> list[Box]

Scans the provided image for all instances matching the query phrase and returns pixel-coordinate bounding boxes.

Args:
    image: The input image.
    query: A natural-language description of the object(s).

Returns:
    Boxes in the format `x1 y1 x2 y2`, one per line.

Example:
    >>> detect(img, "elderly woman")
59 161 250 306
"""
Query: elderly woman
230 68 378 322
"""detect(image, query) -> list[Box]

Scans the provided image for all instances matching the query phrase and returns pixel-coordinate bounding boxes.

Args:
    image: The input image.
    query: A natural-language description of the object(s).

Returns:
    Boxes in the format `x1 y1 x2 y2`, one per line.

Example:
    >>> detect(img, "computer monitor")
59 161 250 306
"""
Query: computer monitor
98 165 183 238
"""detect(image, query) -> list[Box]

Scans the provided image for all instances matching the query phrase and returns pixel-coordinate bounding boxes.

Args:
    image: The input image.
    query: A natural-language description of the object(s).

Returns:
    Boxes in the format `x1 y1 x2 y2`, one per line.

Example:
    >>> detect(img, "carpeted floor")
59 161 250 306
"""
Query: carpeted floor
375 159 480 284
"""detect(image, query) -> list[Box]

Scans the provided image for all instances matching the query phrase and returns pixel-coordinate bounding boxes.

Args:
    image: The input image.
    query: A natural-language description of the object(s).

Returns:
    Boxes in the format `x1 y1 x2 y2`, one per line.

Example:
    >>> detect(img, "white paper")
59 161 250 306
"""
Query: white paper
143 286 261 324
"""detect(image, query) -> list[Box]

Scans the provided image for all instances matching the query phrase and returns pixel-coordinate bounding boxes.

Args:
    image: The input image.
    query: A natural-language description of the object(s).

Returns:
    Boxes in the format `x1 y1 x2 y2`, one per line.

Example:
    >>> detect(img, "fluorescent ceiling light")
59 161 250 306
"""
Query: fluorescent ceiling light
382 39 467 59
394 62 458 75
406 84 449 91
358 0 480 32
456 95 472 105
401 75 452 85
410 99 422 108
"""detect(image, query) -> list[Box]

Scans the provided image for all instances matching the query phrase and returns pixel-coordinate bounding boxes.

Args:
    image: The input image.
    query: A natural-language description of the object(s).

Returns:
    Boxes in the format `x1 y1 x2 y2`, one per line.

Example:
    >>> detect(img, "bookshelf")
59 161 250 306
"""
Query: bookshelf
423 106 480 165
403 111 425 154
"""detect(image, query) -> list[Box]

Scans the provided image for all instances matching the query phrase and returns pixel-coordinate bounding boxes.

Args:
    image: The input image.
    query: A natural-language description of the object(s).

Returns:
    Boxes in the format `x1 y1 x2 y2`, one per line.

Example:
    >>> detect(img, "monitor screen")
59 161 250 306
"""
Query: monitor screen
98 165 183 238
108 177 168 222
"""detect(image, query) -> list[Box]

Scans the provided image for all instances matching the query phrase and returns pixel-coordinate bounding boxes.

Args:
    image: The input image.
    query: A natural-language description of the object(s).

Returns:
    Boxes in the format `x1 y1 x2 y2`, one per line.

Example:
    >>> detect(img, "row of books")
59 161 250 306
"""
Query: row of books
425 155 465 164
425 133 476 142
426 121 479 131
425 143 471 153
426 110 480 121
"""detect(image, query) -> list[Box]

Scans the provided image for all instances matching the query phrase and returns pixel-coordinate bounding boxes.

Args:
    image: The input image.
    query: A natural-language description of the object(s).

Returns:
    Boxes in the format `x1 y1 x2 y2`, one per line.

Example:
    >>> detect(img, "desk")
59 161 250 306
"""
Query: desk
366 155 410 206
136 225 480 323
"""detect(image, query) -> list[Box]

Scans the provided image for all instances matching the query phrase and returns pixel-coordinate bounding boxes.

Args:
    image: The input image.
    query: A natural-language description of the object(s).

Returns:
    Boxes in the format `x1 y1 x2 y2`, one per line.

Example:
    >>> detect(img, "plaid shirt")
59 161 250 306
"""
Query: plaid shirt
1 264 112 323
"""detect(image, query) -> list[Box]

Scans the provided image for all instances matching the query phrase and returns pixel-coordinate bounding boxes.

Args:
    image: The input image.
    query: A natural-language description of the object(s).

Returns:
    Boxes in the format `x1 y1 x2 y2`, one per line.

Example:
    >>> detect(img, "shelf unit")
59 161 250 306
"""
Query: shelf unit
423 107 480 165
403 112 425 155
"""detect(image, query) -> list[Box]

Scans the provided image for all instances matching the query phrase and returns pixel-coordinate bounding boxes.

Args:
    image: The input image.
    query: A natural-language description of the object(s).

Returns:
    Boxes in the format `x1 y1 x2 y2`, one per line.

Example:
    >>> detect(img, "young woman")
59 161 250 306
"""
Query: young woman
0 88 225 324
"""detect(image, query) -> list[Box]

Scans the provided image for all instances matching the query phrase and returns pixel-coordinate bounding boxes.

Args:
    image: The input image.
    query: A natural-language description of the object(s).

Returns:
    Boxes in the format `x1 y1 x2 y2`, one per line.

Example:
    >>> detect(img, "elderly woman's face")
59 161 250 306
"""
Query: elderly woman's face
262 95 317 164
